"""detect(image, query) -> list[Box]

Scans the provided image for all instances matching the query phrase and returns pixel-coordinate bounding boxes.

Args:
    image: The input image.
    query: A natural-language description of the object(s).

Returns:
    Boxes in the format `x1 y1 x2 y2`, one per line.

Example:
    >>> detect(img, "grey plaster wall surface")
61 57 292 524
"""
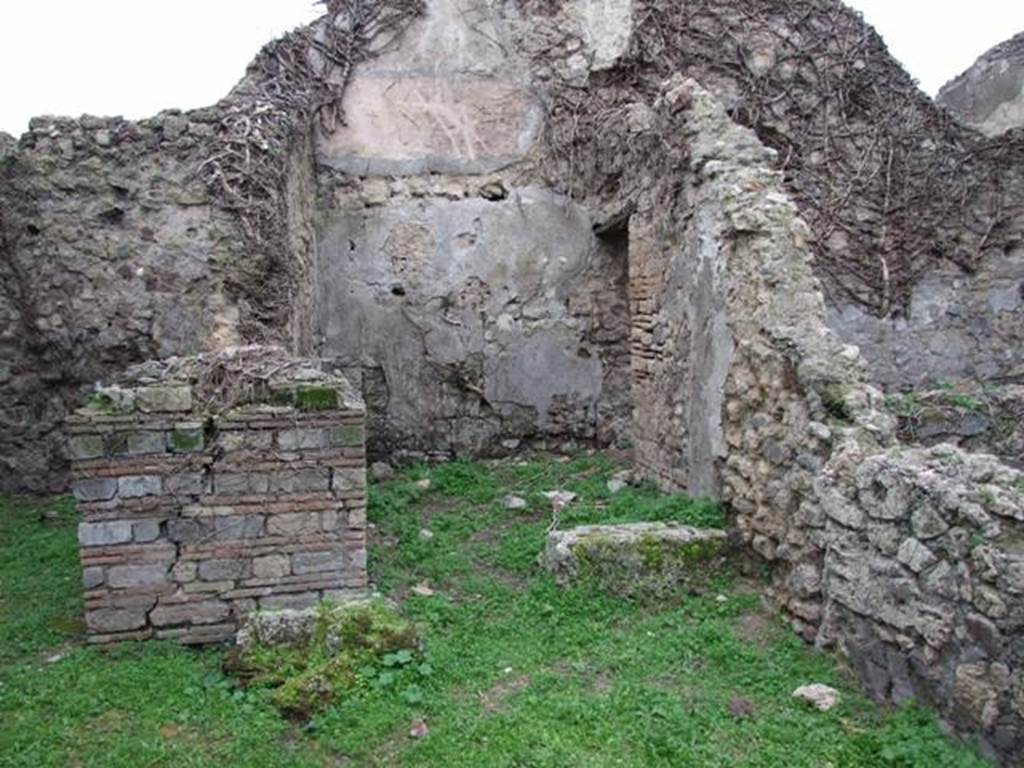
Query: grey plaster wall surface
312 0 634 460
317 182 630 459
0 114 245 493
827 246 1024 390
939 31 1024 137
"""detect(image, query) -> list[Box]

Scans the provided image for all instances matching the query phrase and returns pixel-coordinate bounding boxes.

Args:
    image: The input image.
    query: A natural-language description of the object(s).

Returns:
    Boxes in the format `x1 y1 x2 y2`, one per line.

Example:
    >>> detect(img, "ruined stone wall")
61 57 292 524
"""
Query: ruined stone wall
313 0 632 460
6 0 1023 492
657 80 1024 764
69 349 367 644
0 114 246 493
511 0 1024 393
818 445 1024 761
0 101 326 493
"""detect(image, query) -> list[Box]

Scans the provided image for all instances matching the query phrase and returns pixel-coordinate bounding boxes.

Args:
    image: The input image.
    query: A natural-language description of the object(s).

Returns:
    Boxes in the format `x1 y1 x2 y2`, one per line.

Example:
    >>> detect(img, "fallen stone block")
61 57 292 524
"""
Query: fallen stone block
540 522 729 597
792 683 841 712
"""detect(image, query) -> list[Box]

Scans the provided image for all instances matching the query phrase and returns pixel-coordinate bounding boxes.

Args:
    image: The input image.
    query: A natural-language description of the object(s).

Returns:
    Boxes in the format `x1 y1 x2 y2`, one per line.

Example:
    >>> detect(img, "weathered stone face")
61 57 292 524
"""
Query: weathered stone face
816 444 1024 761
541 522 729 597
0 113 248 493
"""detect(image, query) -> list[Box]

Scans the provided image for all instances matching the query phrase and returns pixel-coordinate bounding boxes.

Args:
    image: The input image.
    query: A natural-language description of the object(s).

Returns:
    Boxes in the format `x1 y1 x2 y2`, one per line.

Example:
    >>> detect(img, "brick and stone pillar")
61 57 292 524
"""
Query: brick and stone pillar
67 347 368 644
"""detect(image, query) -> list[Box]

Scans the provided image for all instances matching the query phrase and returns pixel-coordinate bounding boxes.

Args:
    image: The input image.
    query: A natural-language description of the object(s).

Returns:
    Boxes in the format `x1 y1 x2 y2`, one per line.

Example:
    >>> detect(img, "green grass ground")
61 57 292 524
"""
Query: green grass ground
0 453 991 767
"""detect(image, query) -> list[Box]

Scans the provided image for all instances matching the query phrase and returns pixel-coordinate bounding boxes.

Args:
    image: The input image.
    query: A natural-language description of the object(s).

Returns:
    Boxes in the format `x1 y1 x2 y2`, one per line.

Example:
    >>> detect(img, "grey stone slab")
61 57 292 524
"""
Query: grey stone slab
292 550 344 575
72 477 118 502
132 519 163 543
277 428 330 451
118 475 162 498
79 520 133 547
136 385 193 413
106 563 170 589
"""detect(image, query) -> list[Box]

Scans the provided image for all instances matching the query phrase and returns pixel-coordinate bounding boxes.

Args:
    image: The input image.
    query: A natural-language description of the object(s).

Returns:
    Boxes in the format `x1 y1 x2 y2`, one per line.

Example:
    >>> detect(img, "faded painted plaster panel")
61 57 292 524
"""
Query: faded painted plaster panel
317 185 630 458
317 0 541 175
318 76 543 176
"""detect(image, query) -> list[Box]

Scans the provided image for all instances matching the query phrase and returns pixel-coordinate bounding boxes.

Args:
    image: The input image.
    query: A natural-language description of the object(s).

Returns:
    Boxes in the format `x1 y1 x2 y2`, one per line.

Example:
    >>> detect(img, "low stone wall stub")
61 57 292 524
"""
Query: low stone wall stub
817 443 1024 760
68 348 368 645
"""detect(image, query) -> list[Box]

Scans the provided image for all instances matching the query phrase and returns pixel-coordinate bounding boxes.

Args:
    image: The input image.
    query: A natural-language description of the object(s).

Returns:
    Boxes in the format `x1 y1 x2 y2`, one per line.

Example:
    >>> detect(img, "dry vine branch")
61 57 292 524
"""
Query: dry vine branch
198 0 425 340
528 0 1024 317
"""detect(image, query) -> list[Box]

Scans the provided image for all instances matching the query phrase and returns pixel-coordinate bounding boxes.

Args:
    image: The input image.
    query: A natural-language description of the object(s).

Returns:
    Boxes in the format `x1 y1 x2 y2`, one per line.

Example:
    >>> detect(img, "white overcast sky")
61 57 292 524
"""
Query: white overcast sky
1 1 1023 137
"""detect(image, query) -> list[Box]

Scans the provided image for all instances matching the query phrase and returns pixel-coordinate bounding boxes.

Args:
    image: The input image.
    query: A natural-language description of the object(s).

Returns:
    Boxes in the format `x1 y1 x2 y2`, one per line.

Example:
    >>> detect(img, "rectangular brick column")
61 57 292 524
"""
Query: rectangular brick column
68 353 368 644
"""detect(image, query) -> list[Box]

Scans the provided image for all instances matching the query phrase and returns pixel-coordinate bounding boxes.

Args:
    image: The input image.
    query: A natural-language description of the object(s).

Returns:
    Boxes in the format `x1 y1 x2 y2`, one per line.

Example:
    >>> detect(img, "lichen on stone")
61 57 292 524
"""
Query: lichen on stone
544 523 730 599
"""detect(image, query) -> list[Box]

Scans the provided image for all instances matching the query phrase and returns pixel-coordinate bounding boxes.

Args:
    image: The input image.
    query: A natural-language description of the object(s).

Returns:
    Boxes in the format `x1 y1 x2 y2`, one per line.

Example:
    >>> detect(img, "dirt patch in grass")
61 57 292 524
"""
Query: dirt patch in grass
479 674 531 714
733 608 783 651
418 497 460 528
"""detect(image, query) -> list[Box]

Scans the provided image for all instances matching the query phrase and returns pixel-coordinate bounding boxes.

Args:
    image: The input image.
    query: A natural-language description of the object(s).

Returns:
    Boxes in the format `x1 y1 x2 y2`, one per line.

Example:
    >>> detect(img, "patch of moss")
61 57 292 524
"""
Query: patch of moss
230 599 421 718
82 392 122 414
573 533 729 599
639 535 666 570
330 423 364 447
944 393 981 412
295 386 340 412
884 392 921 418
170 428 203 452
267 385 342 412
822 384 853 423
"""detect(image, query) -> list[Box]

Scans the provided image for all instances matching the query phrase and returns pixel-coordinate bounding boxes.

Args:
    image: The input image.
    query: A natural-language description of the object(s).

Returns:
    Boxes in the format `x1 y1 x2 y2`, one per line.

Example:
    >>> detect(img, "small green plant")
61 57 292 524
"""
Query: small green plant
1011 476 1024 497
884 392 921 417
933 450 963 467
946 393 980 412
82 391 118 413
428 459 498 503
822 384 853 423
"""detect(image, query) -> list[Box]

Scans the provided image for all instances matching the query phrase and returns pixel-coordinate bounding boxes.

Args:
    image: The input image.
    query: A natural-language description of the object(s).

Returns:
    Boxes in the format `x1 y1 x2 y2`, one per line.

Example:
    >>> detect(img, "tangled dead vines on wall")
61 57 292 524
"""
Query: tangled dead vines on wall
198 0 424 340
530 0 1024 317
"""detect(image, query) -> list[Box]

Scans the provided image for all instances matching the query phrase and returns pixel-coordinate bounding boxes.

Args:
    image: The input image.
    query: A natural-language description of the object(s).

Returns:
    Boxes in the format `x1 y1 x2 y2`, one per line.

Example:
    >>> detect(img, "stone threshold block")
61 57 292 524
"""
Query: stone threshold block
540 522 729 597
68 345 369 645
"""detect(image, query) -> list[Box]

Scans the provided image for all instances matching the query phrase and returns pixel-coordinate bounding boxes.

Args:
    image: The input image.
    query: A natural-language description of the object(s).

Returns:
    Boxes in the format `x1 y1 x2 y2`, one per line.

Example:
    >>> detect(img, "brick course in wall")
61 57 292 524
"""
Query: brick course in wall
68 348 368 644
